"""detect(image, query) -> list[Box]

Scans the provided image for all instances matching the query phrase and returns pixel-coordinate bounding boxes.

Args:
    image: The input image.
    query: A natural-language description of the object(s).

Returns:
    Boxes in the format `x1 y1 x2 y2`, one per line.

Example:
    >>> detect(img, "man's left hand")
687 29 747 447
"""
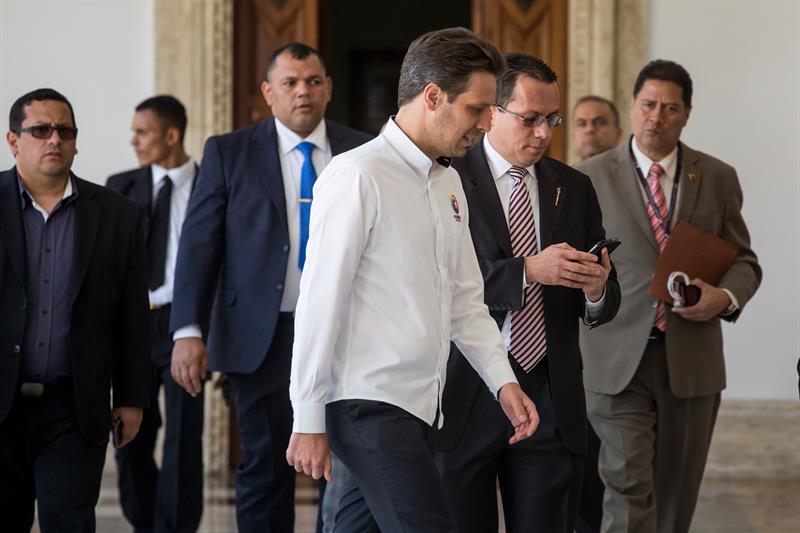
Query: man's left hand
578 247 611 302
497 382 540 445
111 407 143 448
672 278 731 321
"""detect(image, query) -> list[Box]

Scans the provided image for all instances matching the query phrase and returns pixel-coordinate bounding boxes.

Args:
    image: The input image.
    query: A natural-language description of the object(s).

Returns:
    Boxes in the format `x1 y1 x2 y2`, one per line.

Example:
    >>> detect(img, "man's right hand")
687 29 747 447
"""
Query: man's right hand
286 433 333 481
524 242 603 288
171 337 208 397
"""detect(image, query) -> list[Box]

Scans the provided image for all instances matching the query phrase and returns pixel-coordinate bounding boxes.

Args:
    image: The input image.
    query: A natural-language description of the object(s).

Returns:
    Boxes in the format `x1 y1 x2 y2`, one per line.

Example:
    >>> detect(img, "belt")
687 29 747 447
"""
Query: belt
150 303 171 311
648 327 665 342
19 378 73 398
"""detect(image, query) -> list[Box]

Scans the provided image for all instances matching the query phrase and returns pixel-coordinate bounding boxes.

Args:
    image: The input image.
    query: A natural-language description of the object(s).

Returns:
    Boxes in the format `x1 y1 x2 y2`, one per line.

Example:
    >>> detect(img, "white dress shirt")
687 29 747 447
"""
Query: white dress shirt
173 119 333 341
483 136 605 348
290 118 518 434
149 158 195 307
274 118 332 311
631 137 738 311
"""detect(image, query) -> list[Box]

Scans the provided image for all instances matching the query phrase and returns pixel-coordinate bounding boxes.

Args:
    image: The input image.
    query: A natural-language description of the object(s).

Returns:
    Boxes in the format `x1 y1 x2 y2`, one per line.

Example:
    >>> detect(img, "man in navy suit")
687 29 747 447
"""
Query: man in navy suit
107 95 203 533
169 43 371 532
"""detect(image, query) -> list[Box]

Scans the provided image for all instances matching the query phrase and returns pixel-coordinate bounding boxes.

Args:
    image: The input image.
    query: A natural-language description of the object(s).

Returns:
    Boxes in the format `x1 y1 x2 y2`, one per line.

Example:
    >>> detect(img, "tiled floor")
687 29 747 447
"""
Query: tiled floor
54 471 800 533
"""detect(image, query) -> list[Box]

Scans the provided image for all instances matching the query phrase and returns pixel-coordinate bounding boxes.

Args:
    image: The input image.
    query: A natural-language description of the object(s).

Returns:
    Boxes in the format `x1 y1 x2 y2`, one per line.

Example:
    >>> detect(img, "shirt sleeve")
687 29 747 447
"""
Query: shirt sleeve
290 159 377 433
449 195 518 398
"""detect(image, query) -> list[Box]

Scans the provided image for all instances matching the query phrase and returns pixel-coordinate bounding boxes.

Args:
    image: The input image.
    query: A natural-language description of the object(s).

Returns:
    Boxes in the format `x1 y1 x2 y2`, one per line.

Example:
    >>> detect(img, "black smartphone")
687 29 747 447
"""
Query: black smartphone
588 238 621 258
112 418 124 448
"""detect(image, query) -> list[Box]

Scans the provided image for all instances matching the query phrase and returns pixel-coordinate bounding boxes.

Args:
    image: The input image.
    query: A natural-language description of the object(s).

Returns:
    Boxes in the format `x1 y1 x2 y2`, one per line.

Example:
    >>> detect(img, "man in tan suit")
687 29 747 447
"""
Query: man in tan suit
577 60 761 533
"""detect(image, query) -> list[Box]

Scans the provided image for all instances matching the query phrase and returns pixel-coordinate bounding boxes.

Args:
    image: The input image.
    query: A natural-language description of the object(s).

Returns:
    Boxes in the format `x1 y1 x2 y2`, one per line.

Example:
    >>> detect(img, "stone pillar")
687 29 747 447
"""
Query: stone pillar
154 0 234 483
567 0 648 165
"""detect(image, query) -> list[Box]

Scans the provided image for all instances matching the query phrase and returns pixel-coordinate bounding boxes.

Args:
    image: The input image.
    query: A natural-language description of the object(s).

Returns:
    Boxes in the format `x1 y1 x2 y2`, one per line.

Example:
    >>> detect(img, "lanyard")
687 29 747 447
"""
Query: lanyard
629 140 682 236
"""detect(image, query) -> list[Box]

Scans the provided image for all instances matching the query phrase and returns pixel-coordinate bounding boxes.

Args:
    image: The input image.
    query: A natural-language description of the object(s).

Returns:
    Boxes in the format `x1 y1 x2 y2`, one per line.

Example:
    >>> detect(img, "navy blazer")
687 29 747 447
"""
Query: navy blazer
170 117 371 375
0 168 151 444
436 143 621 455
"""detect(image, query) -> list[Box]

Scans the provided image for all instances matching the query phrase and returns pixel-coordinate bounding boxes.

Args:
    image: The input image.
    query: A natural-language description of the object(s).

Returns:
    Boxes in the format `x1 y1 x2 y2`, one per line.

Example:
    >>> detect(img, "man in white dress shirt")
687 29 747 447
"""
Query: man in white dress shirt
106 95 204 533
286 27 540 532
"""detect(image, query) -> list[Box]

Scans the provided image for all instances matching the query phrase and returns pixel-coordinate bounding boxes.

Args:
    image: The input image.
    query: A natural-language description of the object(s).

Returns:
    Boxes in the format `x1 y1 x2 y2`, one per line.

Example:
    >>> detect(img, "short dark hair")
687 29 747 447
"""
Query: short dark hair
495 53 558 108
397 27 505 107
266 42 326 80
9 88 76 132
574 95 620 127
633 59 693 108
135 95 188 143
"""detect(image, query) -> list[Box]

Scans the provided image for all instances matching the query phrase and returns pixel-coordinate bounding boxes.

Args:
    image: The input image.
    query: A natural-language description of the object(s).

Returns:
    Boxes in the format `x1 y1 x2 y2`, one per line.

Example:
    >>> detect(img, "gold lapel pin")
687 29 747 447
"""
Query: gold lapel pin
688 172 697 182
555 186 561 206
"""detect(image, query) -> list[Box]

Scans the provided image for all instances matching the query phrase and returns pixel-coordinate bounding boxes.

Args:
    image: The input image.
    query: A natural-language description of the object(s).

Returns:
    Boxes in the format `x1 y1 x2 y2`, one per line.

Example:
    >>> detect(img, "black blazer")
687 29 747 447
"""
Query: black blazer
169 117 371 376
437 143 621 455
106 163 199 214
0 168 151 444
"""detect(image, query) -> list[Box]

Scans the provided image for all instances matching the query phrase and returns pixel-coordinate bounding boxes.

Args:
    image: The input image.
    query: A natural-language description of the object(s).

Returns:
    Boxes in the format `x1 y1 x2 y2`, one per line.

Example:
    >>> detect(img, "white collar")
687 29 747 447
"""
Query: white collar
274 117 329 156
631 137 678 178
151 157 195 188
483 135 537 182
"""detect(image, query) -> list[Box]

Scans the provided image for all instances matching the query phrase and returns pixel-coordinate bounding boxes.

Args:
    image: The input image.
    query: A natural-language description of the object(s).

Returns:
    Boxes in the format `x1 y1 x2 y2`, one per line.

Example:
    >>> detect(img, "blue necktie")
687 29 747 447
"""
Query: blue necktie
297 141 317 269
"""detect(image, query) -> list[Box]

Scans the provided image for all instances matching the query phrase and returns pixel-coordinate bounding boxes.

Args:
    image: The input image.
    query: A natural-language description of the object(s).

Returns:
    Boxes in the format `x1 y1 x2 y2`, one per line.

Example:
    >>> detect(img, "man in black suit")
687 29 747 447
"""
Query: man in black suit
436 54 621 532
106 95 203 533
0 88 150 532
169 43 370 532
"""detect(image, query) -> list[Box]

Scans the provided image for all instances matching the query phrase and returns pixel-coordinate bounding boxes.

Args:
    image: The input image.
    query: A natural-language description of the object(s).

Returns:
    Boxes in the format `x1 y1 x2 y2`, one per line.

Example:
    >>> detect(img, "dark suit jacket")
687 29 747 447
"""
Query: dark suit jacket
0 168 151 444
105 163 198 226
170 117 371 376
437 143 621 455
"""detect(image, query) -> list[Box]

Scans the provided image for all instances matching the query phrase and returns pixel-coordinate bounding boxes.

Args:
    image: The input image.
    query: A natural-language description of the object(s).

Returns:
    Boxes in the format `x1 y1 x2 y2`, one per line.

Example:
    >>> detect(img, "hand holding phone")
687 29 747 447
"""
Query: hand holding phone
588 238 621 259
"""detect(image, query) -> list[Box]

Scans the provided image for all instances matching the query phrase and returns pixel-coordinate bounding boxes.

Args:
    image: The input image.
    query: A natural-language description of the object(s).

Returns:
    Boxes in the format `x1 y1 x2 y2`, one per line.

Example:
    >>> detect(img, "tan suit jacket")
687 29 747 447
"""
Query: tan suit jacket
578 140 761 398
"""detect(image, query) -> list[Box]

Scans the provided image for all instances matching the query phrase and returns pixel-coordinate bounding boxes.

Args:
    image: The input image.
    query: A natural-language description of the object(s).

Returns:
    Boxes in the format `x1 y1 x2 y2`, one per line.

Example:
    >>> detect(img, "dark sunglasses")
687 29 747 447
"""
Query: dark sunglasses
15 124 78 140
495 105 564 129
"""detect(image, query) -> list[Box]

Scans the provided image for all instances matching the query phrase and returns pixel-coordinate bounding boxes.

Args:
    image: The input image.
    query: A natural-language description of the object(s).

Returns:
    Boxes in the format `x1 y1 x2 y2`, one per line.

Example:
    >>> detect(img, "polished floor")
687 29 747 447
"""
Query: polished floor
32 400 800 532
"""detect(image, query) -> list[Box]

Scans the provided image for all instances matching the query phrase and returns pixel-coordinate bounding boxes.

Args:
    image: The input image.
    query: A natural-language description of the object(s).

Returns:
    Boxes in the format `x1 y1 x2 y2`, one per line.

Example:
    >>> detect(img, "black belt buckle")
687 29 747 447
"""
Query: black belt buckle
20 382 45 397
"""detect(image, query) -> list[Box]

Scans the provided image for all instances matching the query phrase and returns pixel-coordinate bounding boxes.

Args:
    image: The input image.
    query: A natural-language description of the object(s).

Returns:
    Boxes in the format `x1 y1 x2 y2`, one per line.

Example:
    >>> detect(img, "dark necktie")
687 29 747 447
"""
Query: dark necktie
297 141 317 270
147 175 172 290
507 166 547 372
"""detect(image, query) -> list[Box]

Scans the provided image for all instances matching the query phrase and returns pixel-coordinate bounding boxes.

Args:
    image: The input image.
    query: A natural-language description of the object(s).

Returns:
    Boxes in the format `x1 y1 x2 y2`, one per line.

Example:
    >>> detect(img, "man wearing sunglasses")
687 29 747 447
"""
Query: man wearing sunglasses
0 88 150 531
435 54 621 532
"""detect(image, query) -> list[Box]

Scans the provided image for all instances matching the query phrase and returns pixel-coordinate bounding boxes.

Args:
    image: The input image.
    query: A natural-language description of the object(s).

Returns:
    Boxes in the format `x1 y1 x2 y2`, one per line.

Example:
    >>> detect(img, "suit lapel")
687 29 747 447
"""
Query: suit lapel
466 145 513 257
70 176 100 307
327 120 349 156
674 143 701 225
128 166 153 211
0 168 27 287
535 158 564 249
610 143 659 253
252 117 288 229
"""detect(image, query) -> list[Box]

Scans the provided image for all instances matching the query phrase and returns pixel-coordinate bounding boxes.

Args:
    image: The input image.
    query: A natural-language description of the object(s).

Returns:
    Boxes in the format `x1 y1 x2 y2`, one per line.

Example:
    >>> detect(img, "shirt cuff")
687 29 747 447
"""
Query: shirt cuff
481 359 519 399
173 324 202 341
585 287 606 319
720 288 740 315
292 402 327 433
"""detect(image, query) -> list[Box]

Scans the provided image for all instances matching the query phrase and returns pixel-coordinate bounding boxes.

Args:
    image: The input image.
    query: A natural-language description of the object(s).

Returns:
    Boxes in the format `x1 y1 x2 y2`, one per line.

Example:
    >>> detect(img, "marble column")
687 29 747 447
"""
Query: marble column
154 0 234 483
567 0 648 165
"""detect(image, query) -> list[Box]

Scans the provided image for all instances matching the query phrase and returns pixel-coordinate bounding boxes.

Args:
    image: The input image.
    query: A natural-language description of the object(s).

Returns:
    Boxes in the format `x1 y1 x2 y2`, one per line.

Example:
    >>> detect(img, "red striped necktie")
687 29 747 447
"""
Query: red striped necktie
646 162 668 331
507 166 547 372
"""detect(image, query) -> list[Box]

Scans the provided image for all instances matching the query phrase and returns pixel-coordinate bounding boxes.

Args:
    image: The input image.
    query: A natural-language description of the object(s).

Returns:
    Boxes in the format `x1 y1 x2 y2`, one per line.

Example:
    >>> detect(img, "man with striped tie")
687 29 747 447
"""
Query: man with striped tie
435 53 621 533
577 60 761 533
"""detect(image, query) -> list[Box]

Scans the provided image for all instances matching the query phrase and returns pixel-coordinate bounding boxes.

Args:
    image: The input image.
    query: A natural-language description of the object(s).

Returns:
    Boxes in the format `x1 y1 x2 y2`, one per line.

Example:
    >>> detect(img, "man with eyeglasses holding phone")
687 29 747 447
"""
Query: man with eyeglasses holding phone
0 88 150 532
435 54 621 533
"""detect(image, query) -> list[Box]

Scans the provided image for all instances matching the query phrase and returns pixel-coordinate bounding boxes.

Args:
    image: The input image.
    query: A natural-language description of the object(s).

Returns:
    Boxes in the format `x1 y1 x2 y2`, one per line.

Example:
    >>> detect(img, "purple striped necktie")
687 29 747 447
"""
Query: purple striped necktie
507 166 547 372
646 162 668 331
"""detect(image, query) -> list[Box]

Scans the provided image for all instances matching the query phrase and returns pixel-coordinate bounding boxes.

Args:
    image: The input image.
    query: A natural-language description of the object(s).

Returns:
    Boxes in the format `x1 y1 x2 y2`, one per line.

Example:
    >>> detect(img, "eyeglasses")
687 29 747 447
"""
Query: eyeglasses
495 105 564 129
15 125 78 140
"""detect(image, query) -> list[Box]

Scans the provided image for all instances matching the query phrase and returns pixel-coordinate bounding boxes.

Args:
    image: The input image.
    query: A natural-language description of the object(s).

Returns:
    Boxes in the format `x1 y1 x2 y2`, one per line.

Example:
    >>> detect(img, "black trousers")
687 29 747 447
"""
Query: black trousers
226 313 295 533
116 305 204 533
437 358 584 533
327 399 457 533
0 380 106 533
575 422 603 533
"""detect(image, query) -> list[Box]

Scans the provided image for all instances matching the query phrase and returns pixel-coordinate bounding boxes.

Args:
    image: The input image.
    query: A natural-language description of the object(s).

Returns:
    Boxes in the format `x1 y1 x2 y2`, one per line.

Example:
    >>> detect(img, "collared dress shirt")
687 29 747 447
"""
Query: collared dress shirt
631 137 738 312
148 158 195 307
173 119 332 340
290 118 518 434
18 174 77 382
482 136 605 348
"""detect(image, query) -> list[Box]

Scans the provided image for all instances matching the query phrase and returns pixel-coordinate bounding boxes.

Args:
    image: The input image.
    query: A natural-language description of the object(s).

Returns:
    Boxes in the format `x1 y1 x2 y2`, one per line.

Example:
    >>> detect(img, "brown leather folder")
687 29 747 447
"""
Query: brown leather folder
650 221 738 303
